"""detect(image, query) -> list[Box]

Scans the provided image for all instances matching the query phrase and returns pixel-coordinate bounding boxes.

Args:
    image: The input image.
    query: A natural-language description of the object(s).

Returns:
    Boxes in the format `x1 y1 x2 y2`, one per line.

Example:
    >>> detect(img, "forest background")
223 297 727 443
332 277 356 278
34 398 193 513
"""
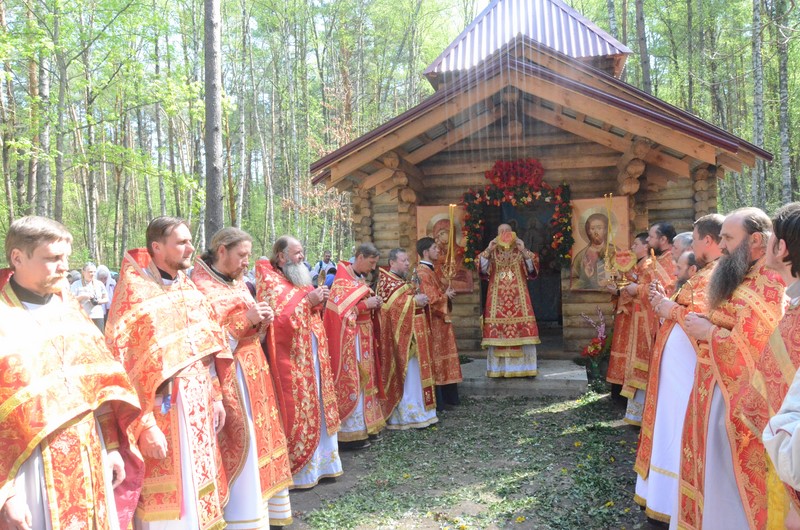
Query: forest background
0 0 795 267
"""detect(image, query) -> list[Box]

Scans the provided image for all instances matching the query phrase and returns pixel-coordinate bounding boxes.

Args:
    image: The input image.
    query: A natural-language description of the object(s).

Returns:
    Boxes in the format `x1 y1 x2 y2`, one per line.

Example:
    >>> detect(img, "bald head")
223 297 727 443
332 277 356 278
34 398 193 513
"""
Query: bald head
497 224 512 235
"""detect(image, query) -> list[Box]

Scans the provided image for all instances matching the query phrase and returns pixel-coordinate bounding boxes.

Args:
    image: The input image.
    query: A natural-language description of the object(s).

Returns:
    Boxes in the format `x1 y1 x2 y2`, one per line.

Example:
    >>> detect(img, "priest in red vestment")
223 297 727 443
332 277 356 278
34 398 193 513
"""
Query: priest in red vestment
324 242 386 445
256 236 342 488
728 203 800 528
416 237 462 410
192 227 293 528
106 216 237 530
0 216 143 530
606 233 661 425
478 223 540 378
678 207 785 530
633 214 723 524
377 248 437 429
647 221 678 296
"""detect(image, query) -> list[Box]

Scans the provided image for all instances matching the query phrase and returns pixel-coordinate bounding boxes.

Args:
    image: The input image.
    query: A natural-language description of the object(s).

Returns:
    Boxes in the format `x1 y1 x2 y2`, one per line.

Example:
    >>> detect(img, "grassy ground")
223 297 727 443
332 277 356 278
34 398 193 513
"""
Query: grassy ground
289 390 660 529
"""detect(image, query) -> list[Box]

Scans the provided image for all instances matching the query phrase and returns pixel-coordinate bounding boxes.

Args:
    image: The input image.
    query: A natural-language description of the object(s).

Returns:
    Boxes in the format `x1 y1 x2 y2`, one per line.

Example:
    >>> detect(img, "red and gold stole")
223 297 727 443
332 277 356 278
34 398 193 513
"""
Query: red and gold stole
417 264 462 385
192 259 293 500
480 245 539 355
106 249 233 529
0 271 143 530
324 262 385 437
635 260 715 480
656 251 677 297
726 288 800 528
607 258 658 393
677 259 784 530
377 268 436 419
255 259 340 474
620 255 666 398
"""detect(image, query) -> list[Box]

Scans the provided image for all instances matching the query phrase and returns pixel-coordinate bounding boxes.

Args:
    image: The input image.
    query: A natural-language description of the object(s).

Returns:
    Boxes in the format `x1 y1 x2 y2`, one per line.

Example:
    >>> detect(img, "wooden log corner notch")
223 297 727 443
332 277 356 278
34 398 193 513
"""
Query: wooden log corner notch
616 137 655 196
692 164 717 218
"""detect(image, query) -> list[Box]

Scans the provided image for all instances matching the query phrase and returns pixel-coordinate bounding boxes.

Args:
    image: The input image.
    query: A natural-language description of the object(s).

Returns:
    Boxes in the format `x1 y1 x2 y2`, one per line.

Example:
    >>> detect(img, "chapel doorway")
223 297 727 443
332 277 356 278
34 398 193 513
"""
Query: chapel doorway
480 203 563 327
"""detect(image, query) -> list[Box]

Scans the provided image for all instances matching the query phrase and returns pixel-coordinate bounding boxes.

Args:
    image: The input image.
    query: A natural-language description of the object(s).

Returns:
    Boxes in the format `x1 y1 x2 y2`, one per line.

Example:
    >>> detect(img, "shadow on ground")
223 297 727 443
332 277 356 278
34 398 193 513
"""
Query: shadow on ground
288 392 667 529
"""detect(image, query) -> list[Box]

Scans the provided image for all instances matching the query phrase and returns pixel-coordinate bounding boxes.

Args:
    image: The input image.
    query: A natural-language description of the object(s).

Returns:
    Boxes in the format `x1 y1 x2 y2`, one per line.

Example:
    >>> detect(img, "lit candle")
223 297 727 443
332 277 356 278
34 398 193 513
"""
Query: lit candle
448 204 456 264
605 193 613 259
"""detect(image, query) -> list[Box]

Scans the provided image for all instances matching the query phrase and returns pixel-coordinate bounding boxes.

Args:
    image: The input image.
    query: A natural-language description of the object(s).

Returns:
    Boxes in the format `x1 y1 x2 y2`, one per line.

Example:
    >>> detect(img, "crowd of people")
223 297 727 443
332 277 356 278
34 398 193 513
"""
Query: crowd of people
8 202 800 530
2 214 544 529
609 204 800 529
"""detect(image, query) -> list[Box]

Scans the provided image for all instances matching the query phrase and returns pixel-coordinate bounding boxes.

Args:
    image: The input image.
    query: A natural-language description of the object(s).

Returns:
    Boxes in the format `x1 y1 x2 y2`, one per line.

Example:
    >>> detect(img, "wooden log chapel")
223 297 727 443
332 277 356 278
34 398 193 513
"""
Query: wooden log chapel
310 0 771 358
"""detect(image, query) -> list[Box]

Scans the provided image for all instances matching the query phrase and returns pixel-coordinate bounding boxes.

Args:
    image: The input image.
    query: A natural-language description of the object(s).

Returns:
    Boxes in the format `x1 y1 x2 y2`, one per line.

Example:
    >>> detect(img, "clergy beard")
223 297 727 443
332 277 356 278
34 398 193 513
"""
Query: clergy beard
284 261 312 287
675 278 687 291
708 238 751 310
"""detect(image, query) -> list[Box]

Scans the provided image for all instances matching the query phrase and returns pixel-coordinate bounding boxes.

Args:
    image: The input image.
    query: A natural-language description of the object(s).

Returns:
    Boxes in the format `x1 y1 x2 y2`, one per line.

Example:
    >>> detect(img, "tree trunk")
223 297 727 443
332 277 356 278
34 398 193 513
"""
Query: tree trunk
54 22 67 222
751 0 766 208
606 0 618 39
634 0 651 94
0 0 14 224
775 0 792 203
36 52 51 216
136 107 154 219
686 0 693 113
204 0 224 238
155 31 167 216
26 6 38 214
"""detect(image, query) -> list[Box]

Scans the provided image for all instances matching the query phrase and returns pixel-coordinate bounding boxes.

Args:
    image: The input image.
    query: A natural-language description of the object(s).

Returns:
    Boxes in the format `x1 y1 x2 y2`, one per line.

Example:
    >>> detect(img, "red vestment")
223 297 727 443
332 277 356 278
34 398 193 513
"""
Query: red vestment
726 288 800 527
191 259 293 503
0 272 143 530
416 263 462 385
606 258 657 389
635 260 715 480
254 259 340 475
480 245 539 350
324 261 386 440
106 249 236 530
376 268 436 419
677 259 784 530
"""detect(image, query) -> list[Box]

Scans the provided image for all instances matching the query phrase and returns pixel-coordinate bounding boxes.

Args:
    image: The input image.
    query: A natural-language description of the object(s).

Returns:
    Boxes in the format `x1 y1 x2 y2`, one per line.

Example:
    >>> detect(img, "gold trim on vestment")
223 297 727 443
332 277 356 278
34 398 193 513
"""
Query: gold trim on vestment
481 337 541 347
288 470 344 490
486 369 538 378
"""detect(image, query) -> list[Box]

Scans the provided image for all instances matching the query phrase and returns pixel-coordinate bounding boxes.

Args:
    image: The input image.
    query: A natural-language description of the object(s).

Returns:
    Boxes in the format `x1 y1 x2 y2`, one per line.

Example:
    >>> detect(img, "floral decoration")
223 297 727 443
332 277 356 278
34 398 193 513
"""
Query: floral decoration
580 307 612 379
461 158 573 270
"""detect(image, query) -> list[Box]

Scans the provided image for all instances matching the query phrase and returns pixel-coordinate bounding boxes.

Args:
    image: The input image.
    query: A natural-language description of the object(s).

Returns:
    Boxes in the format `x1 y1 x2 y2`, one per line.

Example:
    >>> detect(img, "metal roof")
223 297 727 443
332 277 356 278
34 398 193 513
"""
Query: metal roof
424 0 632 79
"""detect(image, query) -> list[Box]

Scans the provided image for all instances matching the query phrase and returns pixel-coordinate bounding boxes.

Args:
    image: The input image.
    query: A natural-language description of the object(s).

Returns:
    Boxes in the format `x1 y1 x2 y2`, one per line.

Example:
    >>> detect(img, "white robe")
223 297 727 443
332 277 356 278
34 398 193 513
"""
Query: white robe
292 332 343 488
387 355 438 429
634 325 696 522
669 385 748 530
223 333 291 528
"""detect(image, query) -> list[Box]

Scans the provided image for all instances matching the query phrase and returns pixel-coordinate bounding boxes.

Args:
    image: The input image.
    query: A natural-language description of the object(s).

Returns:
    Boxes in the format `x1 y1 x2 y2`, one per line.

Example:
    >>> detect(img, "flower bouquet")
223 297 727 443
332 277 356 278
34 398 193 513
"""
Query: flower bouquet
580 307 611 380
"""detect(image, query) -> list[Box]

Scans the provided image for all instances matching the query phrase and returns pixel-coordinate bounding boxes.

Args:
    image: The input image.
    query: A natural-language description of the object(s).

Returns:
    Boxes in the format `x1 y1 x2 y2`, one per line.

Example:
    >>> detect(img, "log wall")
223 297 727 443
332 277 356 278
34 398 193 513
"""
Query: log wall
356 129 712 359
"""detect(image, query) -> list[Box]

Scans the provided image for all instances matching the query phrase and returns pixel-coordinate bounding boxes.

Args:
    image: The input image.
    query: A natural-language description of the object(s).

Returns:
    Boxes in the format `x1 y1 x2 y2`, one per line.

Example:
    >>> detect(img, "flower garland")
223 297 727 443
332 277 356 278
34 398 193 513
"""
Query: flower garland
461 158 573 270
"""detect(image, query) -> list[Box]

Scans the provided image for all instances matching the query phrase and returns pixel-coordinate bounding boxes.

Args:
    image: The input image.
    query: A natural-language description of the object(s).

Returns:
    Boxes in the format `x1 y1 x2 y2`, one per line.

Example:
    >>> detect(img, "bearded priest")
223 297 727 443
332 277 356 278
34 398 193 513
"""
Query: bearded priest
677 207 785 530
478 223 540 378
192 227 294 528
255 236 343 488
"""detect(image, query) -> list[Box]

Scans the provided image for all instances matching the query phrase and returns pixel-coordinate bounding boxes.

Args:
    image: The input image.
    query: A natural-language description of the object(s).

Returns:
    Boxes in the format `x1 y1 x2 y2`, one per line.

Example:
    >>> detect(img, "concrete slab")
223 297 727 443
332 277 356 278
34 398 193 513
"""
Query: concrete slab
459 359 588 399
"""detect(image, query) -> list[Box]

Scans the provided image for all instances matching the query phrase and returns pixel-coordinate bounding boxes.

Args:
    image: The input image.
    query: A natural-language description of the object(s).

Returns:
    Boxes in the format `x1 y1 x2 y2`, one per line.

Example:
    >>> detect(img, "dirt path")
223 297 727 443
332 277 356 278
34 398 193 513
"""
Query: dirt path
287 393 665 529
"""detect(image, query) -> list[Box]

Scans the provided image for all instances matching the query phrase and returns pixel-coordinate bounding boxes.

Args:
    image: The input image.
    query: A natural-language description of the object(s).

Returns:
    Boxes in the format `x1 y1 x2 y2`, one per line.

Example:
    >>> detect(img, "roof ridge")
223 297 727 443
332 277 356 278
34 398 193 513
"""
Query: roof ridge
424 0 631 79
